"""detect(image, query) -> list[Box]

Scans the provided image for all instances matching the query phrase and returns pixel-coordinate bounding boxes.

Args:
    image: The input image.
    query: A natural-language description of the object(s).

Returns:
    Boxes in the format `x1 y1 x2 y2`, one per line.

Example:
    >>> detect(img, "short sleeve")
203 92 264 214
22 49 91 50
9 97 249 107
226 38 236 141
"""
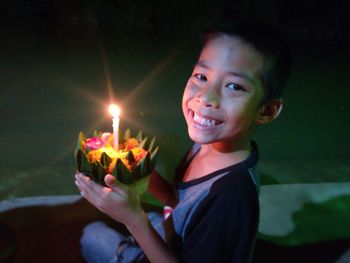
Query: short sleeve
180 185 259 263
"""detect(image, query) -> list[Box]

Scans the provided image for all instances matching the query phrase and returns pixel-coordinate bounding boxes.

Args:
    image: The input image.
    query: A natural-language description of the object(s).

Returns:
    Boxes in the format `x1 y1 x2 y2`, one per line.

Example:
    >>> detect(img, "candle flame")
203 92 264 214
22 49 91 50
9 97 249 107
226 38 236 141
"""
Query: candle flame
108 104 121 117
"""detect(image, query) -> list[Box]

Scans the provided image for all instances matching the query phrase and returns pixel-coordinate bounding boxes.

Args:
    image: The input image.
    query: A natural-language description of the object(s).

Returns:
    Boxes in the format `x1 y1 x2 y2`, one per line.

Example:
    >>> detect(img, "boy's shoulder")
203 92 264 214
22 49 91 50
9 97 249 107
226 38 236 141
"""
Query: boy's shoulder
175 142 258 194
178 141 259 199
209 161 259 200
197 140 259 191
198 141 260 209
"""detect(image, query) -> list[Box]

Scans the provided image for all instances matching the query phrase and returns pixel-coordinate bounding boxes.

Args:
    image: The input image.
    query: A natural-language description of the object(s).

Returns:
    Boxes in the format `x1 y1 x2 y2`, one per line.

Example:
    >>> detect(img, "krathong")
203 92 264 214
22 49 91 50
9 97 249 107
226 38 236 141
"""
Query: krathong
75 129 158 195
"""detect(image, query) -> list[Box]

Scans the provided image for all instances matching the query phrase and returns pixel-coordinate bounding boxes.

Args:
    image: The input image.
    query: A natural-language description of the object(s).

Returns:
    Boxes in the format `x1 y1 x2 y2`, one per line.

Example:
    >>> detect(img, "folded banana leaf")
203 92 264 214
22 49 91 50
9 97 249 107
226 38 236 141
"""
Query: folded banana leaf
74 129 158 195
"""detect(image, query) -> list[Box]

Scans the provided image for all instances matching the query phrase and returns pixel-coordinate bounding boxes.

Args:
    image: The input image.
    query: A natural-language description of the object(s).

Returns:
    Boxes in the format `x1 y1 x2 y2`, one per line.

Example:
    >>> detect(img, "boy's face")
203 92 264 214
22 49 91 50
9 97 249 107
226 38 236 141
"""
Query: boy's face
182 35 266 149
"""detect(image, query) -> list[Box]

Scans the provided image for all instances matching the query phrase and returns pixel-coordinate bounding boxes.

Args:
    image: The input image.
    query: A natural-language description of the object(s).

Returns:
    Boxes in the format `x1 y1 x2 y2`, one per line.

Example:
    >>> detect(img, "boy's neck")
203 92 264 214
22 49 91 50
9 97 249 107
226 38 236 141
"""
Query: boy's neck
200 140 251 164
208 139 251 154
182 139 251 182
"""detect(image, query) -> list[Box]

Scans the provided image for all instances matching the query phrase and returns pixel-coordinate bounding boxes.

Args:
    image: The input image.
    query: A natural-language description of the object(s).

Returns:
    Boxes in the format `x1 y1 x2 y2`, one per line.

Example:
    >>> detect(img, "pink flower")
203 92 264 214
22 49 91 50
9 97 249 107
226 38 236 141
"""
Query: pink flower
85 137 104 150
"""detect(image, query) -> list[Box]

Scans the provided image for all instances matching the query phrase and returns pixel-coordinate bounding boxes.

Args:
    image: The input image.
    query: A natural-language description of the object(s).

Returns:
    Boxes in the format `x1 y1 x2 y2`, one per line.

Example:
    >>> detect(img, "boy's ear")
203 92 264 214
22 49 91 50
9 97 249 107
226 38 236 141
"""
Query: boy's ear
256 99 283 125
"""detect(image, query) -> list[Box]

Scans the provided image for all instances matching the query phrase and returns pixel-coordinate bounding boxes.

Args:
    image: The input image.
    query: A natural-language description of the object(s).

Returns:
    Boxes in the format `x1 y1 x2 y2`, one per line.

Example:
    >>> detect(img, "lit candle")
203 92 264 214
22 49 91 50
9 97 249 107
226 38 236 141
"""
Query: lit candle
108 104 121 150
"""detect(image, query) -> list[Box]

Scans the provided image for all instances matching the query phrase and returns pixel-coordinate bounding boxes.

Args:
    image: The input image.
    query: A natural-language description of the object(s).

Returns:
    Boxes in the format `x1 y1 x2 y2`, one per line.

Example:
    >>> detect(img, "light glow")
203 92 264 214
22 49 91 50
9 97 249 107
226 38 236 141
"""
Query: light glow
108 104 121 118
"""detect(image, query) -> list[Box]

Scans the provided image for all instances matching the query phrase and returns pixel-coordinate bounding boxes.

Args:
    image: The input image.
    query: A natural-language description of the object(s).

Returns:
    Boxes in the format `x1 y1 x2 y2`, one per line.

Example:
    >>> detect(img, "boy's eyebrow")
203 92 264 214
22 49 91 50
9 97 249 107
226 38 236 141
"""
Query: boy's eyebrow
195 61 255 84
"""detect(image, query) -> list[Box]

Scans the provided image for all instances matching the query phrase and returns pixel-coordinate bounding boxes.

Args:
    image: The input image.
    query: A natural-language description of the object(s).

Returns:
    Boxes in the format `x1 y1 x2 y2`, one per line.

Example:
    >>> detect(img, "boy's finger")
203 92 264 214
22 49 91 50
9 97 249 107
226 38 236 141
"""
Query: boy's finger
76 175 109 204
75 173 91 188
76 173 103 197
104 174 127 197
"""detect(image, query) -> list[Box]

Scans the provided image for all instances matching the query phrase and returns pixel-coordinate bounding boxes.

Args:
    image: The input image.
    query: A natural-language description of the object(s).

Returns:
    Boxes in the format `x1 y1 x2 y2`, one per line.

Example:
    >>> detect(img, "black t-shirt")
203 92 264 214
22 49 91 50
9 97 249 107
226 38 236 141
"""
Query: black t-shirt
163 142 260 263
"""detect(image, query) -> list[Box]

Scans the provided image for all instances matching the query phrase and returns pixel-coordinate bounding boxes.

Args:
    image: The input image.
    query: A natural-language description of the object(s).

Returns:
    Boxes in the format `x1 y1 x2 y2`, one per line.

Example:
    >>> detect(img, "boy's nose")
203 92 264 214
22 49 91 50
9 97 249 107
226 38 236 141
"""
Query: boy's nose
196 88 220 108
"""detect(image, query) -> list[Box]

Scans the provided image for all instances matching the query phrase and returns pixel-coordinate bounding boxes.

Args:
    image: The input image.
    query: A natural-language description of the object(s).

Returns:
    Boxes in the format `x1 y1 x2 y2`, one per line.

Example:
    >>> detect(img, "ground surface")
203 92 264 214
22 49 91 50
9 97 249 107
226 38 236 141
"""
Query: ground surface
1 196 349 263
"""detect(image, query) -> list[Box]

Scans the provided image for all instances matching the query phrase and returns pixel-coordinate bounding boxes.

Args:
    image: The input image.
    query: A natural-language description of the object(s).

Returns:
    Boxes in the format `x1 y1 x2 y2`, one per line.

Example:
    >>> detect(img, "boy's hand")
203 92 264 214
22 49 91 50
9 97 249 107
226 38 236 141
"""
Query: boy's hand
75 172 147 229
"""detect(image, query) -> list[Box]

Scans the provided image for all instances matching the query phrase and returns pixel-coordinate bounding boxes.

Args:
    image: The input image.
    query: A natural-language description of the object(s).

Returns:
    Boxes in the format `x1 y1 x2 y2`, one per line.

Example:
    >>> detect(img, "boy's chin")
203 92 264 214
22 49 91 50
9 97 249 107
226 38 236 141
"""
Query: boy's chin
188 131 215 145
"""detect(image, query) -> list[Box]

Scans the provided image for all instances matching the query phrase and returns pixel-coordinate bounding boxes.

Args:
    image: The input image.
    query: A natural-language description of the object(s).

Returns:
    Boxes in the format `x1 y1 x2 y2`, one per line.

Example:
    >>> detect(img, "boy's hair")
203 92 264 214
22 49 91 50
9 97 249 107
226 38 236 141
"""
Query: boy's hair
200 18 292 104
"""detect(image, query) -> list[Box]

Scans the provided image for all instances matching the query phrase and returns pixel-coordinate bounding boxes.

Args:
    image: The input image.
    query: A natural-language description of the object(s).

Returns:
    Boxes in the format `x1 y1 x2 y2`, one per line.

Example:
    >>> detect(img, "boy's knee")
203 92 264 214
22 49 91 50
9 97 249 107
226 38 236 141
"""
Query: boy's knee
81 221 124 263
83 221 107 234
81 221 105 255
81 221 126 246
81 221 106 244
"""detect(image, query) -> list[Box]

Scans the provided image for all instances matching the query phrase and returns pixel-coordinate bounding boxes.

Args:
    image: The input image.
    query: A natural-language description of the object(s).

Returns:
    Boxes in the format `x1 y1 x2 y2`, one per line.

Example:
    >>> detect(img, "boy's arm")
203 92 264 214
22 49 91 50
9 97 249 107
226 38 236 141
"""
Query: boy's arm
148 170 178 207
75 172 178 263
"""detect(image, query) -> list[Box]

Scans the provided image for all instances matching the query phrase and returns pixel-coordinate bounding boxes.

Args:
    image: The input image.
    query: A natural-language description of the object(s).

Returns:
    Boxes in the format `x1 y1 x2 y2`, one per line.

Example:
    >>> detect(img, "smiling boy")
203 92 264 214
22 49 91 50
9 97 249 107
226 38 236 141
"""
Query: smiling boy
182 35 268 180
76 19 291 263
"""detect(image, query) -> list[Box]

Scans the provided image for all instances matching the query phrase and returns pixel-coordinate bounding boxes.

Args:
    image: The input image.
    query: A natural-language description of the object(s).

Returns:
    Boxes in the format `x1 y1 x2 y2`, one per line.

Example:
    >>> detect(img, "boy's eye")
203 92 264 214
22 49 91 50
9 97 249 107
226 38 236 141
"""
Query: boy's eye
193 73 207 82
226 83 246 92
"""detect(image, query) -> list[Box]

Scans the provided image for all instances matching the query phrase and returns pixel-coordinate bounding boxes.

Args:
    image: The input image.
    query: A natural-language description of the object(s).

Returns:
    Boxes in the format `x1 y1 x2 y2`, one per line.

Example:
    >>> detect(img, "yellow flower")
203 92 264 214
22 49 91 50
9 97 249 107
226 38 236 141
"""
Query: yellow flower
108 157 132 173
87 150 103 162
98 147 118 158
124 138 139 150
131 147 148 162
108 159 117 173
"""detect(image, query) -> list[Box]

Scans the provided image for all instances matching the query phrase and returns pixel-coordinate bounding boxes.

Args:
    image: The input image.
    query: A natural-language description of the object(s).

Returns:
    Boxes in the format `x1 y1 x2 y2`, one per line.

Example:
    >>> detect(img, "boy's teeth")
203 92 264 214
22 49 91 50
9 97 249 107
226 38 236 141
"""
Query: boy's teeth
193 112 218 127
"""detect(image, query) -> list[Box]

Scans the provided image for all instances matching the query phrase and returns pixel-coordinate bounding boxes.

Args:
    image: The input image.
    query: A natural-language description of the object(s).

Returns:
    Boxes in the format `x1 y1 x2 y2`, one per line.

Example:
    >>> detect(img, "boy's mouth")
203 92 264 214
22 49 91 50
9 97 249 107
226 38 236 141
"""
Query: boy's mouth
189 110 223 127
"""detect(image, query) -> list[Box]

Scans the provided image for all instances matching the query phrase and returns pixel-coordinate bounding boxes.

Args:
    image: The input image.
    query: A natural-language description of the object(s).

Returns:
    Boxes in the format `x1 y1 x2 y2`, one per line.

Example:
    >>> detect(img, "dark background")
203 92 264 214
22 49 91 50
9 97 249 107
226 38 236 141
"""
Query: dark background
0 0 349 195
1 0 349 41
0 1 350 262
